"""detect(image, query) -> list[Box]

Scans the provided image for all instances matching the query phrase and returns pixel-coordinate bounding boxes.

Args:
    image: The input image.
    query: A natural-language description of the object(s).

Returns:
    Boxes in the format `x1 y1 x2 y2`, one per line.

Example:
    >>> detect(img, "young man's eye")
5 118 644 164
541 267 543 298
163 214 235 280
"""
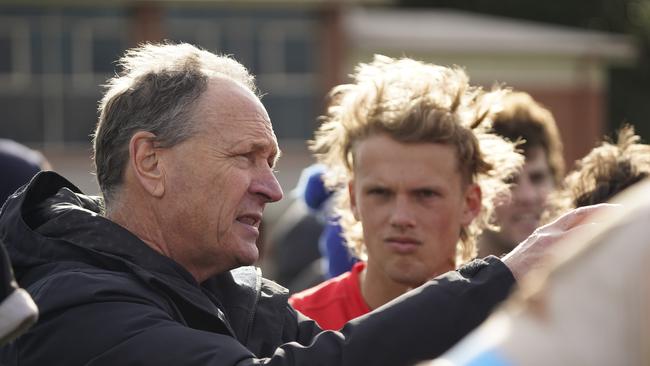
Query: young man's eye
505 174 519 185
529 172 550 185
416 189 438 199
368 188 389 196
415 189 441 200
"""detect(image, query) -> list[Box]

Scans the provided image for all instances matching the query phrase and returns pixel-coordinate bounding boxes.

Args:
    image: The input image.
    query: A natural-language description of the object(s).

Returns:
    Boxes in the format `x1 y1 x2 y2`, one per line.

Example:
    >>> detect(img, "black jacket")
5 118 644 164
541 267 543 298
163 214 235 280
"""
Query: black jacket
0 172 516 365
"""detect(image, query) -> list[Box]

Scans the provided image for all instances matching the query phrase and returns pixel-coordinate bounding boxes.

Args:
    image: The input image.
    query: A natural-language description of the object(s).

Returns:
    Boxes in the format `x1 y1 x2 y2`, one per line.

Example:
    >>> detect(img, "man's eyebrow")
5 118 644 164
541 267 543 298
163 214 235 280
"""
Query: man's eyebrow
246 140 281 165
248 141 278 153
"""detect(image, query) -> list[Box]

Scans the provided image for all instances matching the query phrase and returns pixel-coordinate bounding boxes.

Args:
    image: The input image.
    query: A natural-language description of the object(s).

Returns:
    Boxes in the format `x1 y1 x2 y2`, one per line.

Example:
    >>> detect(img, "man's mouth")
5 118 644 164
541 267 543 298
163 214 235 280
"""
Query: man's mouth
236 214 261 228
385 236 421 253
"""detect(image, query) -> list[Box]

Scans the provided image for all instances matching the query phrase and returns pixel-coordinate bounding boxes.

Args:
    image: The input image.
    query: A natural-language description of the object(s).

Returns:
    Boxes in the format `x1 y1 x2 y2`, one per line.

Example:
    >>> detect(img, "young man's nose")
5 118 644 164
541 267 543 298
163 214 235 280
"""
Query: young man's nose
389 196 416 228
513 177 539 203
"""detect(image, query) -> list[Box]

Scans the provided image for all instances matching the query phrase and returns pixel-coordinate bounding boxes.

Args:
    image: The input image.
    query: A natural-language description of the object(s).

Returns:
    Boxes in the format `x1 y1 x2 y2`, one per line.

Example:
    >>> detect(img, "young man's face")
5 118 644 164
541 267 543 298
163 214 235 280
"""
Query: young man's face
494 146 555 248
349 134 480 288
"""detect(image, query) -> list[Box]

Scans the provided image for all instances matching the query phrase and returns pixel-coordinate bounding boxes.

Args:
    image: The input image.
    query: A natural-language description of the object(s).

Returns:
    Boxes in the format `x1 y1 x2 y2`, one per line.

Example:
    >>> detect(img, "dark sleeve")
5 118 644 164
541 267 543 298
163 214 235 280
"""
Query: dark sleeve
337 256 515 365
2 299 256 366
7 258 513 366
265 256 515 366
105 257 513 366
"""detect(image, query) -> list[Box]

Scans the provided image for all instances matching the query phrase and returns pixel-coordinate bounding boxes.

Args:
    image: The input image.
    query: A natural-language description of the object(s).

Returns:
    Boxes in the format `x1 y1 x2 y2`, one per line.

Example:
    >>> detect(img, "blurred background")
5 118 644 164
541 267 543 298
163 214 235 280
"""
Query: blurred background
0 0 646 263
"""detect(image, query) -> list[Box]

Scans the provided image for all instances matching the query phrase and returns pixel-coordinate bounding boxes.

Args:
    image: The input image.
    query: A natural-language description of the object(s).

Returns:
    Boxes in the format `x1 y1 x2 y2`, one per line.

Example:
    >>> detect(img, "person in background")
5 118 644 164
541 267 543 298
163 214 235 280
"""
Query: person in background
478 92 565 257
266 164 326 291
543 124 650 221
0 139 51 205
0 140 44 343
429 180 646 366
290 55 525 330
301 164 357 279
267 163 353 292
0 241 37 345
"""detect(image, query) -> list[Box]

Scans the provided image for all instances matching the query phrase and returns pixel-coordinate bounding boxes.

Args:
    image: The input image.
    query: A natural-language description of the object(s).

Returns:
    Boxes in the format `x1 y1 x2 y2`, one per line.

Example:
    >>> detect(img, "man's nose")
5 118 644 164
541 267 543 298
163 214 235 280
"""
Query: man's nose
252 167 283 203
389 195 416 229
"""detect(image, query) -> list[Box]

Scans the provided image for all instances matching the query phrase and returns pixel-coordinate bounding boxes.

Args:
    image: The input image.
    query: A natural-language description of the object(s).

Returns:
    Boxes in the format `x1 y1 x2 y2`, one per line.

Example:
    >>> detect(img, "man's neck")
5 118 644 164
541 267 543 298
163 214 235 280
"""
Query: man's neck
359 261 411 310
107 196 214 283
106 194 177 265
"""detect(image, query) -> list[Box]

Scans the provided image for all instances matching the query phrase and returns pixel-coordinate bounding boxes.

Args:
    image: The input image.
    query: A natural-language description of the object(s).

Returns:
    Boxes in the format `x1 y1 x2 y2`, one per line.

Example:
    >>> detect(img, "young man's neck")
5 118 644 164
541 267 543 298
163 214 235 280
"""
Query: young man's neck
359 261 412 310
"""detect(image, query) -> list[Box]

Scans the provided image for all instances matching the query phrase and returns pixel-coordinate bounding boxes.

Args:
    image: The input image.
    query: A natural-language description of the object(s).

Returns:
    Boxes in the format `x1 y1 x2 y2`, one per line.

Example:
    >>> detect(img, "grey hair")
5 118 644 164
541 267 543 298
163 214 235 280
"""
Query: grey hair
92 42 256 205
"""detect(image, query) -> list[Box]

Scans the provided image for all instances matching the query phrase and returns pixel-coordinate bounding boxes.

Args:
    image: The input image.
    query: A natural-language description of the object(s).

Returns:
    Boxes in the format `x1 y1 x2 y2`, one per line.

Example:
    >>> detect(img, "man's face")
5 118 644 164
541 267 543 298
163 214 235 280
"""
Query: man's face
349 134 480 288
494 146 555 248
159 78 283 279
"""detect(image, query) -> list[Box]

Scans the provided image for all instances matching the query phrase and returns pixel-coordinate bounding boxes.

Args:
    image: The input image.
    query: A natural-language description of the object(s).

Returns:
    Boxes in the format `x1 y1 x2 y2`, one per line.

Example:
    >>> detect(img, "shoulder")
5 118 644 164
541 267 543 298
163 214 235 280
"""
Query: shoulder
289 274 356 331
288 262 368 330
25 263 169 315
6 266 188 365
289 268 357 308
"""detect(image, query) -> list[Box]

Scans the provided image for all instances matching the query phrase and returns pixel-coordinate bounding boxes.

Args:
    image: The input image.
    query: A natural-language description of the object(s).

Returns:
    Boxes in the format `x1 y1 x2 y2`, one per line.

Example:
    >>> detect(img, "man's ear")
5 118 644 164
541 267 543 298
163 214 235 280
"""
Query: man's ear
348 180 360 221
129 131 165 198
461 183 482 226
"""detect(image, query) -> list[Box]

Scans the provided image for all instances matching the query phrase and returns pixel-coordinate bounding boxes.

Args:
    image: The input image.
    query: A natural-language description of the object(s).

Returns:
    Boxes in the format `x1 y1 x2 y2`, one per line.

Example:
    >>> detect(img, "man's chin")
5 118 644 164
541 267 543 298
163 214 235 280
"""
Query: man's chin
387 266 429 288
235 244 260 266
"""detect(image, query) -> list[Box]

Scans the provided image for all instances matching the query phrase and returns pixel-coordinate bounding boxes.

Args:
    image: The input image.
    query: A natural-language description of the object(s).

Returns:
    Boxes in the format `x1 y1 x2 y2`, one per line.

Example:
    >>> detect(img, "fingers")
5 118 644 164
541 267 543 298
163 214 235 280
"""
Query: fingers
503 204 622 282
545 203 621 232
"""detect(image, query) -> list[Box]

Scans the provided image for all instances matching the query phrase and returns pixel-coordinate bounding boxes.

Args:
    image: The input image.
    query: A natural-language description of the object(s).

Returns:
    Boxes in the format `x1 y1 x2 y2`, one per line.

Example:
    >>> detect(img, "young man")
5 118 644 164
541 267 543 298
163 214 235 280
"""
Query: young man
478 91 565 257
289 55 524 330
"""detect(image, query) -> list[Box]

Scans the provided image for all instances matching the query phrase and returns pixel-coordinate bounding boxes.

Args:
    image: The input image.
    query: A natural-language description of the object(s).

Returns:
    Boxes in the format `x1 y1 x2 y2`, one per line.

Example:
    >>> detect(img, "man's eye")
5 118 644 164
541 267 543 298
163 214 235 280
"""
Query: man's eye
416 190 437 198
236 153 255 163
529 172 549 185
505 174 519 185
368 188 389 196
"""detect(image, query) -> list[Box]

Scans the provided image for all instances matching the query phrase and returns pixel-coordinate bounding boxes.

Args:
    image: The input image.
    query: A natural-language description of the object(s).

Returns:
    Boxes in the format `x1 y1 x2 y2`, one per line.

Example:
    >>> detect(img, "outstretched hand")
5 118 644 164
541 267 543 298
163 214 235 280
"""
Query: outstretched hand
501 203 619 282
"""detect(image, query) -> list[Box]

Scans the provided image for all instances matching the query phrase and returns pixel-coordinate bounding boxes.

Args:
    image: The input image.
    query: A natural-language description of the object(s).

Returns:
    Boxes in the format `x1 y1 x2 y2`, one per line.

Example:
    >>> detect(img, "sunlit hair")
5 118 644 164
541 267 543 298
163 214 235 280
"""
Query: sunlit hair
544 125 650 222
93 42 256 205
492 91 565 185
311 55 524 265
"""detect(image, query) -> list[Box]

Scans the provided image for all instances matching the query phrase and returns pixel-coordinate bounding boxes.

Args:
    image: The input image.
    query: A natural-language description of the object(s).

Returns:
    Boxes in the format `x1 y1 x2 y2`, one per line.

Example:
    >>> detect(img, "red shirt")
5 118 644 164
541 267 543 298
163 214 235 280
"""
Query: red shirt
289 262 370 330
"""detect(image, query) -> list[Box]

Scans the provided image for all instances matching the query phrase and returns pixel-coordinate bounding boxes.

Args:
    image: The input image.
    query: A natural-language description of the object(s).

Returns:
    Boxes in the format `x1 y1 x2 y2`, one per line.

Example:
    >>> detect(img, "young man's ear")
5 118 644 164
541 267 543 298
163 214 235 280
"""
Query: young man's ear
348 180 360 221
461 183 482 225
129 131 165 197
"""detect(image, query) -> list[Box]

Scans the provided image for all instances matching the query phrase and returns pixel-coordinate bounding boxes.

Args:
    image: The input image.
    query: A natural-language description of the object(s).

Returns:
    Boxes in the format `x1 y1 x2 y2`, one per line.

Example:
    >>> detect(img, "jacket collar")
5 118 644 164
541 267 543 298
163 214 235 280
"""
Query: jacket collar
0 171 247 336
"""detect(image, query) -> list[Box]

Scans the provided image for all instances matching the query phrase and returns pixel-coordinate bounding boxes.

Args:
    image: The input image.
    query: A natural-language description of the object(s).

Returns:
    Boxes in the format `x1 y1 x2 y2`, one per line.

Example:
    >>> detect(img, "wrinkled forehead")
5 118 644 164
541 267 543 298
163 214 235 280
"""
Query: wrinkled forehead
196 78 272 127
194 78 279 153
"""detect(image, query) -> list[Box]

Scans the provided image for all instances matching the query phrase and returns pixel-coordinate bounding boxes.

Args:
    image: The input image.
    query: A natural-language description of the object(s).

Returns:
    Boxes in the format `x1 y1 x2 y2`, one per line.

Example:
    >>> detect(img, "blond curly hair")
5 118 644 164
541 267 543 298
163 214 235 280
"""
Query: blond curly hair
311 55 524 266
544 124 650 222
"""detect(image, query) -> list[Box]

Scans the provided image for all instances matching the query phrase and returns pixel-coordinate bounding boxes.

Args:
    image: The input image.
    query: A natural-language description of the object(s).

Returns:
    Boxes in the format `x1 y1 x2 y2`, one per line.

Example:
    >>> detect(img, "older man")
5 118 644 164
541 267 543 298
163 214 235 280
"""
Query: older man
0 43 596 365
